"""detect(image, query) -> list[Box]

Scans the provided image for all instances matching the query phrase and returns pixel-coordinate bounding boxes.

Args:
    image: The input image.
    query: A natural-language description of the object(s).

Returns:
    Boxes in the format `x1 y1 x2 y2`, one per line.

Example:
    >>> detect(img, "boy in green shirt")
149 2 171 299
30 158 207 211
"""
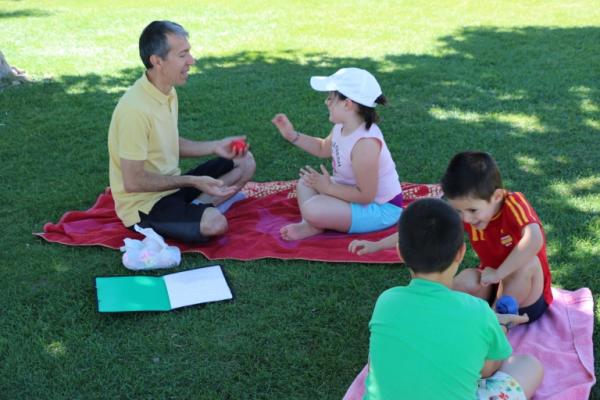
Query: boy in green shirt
364 198 543 400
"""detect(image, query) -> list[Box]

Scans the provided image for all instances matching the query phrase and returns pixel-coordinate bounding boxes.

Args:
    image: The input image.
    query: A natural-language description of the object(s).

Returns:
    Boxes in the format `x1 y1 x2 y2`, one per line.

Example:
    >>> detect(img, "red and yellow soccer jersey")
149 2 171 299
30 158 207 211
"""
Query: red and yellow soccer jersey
466 192 553 305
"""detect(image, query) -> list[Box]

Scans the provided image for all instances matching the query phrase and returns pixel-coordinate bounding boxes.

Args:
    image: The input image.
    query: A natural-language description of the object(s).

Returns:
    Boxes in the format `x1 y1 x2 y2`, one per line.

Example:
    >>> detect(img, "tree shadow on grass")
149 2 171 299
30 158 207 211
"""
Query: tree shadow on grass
0 25 599 399
0 8 53 19
190 27 600 289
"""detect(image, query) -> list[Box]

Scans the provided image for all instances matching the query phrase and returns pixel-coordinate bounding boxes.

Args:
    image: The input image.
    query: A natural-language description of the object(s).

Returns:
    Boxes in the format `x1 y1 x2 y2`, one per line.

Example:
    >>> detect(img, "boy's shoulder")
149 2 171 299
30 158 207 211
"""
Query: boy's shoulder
505 191 533 204
501 191 542 223
377 280 492 313
374 282 498 333
503 190 540 209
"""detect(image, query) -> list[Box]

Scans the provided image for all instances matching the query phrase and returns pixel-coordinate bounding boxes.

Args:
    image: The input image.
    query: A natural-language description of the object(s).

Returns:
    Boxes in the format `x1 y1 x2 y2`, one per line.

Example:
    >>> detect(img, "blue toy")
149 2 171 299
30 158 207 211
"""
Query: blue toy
495 295 519 314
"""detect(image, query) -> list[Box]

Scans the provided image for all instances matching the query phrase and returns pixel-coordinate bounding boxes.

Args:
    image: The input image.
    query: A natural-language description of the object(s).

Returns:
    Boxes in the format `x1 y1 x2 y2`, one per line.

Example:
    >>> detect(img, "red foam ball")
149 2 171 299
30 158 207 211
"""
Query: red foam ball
230 139 247 153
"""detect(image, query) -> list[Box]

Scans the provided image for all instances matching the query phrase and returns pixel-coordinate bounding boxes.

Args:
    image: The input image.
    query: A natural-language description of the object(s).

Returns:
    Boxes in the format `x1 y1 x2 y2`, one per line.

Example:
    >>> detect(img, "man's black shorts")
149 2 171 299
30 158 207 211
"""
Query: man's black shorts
134 157 235 243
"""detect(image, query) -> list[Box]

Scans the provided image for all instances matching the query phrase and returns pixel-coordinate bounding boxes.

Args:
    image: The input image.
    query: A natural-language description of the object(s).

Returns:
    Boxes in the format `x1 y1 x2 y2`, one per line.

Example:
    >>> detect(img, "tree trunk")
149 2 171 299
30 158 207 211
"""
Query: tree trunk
0 51 30 88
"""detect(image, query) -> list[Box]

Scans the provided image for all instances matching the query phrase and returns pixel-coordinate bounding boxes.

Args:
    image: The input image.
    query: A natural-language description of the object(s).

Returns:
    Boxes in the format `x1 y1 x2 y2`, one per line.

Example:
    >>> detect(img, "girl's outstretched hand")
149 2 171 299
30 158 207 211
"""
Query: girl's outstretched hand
348 240 380 255
299 164 331 193
271 113 297 142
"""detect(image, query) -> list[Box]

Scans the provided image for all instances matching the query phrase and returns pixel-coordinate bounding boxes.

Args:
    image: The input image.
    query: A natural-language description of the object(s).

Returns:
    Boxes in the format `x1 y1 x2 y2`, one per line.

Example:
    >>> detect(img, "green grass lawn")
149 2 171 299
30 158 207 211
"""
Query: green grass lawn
1 1 599 398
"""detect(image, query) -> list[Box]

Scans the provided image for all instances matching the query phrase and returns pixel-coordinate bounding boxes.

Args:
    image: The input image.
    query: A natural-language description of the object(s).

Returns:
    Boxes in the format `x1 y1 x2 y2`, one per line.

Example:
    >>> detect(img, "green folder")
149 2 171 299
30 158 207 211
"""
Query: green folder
96 265 233 313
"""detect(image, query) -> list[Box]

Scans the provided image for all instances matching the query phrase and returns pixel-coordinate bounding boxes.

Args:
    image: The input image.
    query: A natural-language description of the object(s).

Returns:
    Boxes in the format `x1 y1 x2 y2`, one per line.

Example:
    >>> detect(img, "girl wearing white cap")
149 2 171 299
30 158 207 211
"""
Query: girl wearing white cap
272 67 403 241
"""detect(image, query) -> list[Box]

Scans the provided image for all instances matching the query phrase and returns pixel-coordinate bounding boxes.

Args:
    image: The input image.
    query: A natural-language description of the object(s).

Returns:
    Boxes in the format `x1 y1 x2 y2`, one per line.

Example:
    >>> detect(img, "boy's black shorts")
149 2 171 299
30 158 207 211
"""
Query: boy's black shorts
489 284 549 323
518 294 549 323
133 157 235 243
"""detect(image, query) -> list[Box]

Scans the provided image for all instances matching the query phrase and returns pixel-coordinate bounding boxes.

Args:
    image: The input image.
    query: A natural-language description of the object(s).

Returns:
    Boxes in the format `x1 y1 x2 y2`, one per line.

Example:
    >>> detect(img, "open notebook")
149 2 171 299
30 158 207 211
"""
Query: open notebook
95 265 233 312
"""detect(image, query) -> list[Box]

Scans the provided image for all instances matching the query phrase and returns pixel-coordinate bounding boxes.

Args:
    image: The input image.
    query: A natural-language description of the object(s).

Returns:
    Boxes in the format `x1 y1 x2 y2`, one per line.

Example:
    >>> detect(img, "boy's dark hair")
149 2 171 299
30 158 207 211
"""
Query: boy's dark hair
139 20 188 69
398 198 464 274
440 151 503 200
335 91 387 130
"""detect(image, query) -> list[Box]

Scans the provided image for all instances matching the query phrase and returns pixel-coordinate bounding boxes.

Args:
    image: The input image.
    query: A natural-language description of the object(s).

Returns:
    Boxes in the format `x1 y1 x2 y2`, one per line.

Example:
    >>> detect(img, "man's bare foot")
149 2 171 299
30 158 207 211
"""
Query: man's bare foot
280 221 323 241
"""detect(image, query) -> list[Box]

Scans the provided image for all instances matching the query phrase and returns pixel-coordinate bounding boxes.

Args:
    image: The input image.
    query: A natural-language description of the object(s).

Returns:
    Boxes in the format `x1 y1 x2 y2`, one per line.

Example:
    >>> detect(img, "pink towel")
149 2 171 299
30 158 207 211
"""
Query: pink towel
35 181 442 263
509 288 596 400
343 287 595 400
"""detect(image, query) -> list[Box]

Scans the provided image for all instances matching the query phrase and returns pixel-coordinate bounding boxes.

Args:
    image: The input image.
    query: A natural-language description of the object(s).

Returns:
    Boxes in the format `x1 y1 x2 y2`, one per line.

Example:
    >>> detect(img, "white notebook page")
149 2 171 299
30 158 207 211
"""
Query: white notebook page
163 265 232 309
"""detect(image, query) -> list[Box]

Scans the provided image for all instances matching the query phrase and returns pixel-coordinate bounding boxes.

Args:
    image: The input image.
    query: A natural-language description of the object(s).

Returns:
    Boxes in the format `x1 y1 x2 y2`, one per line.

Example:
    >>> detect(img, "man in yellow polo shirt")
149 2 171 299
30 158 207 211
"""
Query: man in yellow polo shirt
108 20 255 242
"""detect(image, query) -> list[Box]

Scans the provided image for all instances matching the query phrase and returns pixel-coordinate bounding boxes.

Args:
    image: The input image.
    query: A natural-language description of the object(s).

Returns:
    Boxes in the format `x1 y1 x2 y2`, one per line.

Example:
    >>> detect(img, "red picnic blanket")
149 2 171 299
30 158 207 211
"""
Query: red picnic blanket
35 181 442 263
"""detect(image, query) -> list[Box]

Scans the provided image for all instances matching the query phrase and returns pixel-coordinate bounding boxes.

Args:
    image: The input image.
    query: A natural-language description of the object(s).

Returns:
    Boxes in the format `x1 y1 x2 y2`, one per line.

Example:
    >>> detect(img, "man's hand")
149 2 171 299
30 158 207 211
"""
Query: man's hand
348 240 381 255
214 136 248 159
189 176 237 197
271 113 297 142
480 267 501 286
299 165 331 194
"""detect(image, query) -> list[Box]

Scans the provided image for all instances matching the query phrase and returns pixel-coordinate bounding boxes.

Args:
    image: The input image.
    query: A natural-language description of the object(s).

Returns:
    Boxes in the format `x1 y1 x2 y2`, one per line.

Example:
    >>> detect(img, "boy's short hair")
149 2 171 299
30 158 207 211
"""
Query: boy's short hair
139 20 188 69
440 151 503 200
398 198 464 274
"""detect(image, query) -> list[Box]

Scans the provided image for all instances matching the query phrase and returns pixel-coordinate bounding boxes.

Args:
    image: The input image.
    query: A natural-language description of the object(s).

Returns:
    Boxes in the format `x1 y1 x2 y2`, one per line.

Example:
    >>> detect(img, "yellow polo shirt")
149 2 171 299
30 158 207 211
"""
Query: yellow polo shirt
108 73 181 227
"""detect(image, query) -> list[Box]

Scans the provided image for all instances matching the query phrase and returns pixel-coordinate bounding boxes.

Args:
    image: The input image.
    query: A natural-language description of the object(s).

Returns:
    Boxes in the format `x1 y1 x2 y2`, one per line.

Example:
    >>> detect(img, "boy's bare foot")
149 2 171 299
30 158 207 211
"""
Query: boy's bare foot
280 221 323 241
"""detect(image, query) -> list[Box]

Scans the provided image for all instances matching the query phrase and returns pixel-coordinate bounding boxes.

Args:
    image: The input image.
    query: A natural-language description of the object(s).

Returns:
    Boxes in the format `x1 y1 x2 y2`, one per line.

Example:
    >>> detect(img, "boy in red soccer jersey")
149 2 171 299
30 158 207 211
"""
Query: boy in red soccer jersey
441 151 552 322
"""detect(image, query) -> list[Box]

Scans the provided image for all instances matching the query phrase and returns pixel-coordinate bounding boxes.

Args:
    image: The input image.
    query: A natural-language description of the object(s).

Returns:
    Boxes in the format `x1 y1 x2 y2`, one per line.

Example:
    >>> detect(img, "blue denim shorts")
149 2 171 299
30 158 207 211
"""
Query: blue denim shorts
348 202 402 234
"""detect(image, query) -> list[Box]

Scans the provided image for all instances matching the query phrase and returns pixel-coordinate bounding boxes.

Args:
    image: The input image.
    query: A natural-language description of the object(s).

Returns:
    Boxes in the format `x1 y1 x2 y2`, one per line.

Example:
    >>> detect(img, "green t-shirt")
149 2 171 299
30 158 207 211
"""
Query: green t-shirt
364 278 511 400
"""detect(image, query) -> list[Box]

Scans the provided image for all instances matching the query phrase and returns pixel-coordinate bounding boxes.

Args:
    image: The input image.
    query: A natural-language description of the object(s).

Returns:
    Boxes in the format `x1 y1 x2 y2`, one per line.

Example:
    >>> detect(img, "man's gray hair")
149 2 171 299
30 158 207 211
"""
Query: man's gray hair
139 20 188 69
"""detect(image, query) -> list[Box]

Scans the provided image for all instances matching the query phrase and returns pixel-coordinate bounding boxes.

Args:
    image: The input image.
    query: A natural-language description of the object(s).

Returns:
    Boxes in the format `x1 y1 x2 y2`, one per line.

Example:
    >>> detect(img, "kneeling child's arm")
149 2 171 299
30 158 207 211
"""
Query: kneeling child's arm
480 223 544 285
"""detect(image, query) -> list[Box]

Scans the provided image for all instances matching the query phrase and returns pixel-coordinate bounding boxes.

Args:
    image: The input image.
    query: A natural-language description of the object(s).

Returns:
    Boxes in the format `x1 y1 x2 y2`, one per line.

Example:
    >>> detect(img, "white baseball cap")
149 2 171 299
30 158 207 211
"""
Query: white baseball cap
310 67 382 108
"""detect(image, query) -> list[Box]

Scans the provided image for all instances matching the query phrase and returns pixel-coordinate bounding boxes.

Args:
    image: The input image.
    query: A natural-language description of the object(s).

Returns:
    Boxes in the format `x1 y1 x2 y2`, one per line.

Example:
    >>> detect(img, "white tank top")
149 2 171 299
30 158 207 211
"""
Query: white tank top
330 123 402 204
